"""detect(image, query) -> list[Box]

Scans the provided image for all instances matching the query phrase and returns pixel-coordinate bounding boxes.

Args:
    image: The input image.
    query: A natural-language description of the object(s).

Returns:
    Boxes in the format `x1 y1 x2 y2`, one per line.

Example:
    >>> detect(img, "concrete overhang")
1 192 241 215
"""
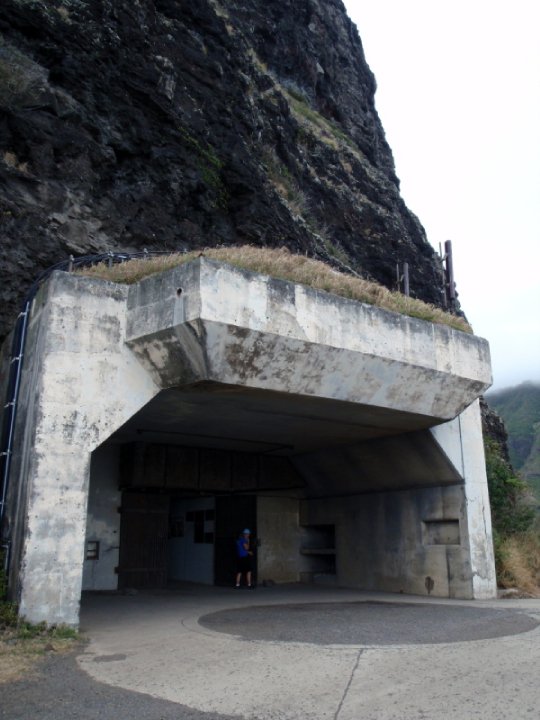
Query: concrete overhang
121 258 491 447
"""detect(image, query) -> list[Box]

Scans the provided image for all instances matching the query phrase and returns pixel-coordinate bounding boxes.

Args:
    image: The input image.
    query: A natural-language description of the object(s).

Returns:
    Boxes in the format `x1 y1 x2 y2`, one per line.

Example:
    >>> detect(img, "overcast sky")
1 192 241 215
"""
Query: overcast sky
343 0 540 392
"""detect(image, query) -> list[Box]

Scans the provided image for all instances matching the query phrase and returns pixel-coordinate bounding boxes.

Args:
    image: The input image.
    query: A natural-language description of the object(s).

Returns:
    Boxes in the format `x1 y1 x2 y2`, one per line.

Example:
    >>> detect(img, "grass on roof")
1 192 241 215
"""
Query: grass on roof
76 245 472 333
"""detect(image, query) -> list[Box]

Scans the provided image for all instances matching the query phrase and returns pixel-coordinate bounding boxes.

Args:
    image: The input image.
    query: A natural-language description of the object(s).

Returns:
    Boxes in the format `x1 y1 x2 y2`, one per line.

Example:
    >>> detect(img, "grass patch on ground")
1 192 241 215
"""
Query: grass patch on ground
0 552 80 684
0 625 80 684
76 246 472 333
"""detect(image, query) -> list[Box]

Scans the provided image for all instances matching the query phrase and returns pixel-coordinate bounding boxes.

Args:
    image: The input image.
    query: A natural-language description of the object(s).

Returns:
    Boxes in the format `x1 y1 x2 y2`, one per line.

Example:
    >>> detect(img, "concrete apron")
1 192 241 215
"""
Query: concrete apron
77 585 540 720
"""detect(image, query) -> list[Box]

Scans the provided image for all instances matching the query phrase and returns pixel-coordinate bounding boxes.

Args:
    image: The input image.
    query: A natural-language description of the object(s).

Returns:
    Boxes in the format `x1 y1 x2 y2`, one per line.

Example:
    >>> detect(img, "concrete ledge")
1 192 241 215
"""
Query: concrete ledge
126 258 491 422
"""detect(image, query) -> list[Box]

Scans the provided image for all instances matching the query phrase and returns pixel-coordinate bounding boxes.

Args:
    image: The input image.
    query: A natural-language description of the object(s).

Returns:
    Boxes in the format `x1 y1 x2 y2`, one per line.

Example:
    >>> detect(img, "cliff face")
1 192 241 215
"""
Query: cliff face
0 0 444 342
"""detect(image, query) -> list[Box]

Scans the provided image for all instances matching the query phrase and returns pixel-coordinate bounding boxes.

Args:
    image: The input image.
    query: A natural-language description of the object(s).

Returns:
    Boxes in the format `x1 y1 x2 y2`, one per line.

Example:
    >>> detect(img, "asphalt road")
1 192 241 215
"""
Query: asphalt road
1 649 236 720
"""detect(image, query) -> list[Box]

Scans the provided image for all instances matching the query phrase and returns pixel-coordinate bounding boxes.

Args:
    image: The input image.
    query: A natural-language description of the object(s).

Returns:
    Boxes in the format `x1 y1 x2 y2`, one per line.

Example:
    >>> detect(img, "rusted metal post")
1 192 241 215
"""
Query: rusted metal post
444 240 456 311
439 243 447 308
403 262 410 296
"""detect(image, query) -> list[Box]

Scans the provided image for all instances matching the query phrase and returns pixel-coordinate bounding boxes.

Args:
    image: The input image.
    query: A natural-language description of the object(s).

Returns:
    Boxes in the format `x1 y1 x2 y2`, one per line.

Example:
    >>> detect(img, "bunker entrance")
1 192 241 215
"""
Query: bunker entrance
82 382 467 597
83 432 305 591
115 492 258 589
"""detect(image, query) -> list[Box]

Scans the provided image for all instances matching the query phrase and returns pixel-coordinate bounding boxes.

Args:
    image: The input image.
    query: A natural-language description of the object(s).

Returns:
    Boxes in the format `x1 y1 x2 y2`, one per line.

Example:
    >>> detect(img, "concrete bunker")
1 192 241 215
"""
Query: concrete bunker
1 258 497 625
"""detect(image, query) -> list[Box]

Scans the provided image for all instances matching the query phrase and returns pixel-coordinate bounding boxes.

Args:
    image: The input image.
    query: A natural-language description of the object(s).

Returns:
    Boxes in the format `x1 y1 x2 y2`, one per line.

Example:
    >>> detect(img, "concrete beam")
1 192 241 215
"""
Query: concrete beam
126 258 491 422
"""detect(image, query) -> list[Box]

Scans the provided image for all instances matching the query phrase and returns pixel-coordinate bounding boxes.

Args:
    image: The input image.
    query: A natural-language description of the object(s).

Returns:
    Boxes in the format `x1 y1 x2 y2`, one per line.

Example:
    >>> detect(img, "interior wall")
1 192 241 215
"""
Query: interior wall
168 497 215 584
301 484 473 599
257 496 300 583
82 444 121 591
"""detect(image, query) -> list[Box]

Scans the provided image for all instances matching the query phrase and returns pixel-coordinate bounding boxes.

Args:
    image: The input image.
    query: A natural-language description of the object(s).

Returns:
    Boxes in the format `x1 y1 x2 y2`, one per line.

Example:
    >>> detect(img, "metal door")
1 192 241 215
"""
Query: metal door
118 492 170 589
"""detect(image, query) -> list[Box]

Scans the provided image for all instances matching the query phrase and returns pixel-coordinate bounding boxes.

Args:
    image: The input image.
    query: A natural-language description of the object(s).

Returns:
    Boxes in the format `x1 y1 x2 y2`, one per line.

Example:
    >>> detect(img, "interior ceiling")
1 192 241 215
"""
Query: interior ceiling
109 381 443 456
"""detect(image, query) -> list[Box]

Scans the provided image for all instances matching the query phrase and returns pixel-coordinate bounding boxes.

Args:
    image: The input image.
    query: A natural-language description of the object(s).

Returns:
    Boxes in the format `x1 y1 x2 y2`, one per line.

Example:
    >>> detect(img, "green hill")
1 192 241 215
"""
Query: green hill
488 382 540 504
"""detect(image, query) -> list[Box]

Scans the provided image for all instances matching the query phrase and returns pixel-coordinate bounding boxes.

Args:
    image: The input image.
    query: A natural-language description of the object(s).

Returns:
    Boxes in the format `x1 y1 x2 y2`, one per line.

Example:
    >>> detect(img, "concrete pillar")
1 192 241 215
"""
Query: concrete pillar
430 400 497 599
257 497 300 583
9 273 159 625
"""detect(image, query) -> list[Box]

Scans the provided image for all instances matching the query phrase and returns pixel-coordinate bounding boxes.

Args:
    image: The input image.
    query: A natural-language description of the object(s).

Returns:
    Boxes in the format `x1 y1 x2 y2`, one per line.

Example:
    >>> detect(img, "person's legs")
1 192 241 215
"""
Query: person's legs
246 570 252 587
235 571 241 587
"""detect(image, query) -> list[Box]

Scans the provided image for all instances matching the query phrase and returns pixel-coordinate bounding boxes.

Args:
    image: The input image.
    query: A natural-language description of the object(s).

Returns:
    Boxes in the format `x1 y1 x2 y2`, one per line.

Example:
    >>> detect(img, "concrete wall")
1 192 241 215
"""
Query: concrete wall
82 445 121 591
257 496 301 583
301 484 471 598
298 401 497 599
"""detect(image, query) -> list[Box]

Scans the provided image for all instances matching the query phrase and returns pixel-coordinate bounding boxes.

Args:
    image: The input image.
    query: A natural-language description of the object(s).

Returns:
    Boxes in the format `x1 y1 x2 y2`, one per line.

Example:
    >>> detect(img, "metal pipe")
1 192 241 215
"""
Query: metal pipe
0 304 29 519
0 302 30 575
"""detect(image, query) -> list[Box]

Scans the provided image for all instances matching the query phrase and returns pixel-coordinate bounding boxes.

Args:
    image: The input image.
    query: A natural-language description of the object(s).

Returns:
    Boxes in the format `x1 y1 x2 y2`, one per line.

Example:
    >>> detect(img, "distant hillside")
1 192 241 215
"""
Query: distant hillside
488 382 540 503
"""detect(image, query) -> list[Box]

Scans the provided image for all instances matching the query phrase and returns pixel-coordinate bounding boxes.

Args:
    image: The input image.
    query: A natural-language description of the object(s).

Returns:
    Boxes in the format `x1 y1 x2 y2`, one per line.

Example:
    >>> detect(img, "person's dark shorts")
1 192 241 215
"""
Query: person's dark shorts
236 555 252 573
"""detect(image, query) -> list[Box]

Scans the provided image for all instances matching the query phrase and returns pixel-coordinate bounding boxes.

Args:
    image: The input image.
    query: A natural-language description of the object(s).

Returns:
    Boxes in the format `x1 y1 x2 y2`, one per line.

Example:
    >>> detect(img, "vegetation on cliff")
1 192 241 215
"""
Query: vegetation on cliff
482 400 539 595
0 0 447 345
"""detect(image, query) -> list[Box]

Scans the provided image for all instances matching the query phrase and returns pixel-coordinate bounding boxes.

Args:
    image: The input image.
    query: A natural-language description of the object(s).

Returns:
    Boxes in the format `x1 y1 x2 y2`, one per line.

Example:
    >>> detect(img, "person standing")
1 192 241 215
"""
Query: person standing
235 528 254 588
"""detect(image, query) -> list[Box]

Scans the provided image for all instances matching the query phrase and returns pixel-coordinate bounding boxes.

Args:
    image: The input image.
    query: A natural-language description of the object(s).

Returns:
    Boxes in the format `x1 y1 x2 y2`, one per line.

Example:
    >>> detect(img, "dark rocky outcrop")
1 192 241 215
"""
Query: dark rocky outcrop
0 0 445 342
481 397 511 464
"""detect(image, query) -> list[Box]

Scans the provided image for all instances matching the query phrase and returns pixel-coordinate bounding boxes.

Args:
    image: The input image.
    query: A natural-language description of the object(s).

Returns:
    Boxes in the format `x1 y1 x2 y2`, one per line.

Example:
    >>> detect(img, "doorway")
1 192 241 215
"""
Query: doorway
214 495 257 586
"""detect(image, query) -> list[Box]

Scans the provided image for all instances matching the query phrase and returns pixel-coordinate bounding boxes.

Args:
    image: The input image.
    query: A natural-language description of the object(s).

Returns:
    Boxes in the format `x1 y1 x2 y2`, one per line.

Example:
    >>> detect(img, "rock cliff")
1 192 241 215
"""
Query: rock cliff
0 0 445 342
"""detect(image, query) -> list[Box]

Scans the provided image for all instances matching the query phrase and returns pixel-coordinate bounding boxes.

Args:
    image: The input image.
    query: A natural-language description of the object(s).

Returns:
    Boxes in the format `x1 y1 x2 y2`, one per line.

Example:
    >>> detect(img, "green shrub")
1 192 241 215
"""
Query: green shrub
485 437 535 537
0 599 18 628
485 436 538 592
0 549 19 629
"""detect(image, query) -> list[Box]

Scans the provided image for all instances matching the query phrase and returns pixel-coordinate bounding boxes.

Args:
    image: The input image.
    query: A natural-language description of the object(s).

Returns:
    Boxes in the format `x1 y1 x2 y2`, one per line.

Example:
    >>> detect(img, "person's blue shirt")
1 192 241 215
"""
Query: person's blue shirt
236 536 249 557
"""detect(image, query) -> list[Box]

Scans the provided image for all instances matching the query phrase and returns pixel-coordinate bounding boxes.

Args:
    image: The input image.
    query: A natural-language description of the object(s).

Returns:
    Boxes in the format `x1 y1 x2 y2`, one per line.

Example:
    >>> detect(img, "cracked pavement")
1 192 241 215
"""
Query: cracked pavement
71 584 540 720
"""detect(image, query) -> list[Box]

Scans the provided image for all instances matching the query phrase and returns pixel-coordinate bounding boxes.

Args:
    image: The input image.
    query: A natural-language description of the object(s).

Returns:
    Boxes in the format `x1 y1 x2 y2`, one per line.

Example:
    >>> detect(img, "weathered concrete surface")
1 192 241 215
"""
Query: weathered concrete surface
297 400 497 599
257 496 301 583
4 274 160 624
301 485 474 598
127 259 492 420
82 445 121 591
77 586 540 720
430 401 497 599
1 258 496 625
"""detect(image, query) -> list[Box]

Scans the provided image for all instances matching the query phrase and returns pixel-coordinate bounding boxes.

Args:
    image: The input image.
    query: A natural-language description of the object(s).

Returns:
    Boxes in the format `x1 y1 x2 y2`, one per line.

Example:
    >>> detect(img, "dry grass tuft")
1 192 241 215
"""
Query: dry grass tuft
0 631 78 684
497 531 540 597
76 245 472 333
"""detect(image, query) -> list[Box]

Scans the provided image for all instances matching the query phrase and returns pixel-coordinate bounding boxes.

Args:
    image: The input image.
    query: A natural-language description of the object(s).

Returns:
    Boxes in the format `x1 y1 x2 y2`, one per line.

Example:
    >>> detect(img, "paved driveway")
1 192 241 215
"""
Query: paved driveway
78 585 540 720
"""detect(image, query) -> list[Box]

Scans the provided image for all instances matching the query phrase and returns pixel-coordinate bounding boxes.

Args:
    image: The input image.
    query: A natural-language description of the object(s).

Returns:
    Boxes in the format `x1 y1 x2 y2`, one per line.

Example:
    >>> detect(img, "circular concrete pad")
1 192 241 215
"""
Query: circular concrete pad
199 601 539 645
